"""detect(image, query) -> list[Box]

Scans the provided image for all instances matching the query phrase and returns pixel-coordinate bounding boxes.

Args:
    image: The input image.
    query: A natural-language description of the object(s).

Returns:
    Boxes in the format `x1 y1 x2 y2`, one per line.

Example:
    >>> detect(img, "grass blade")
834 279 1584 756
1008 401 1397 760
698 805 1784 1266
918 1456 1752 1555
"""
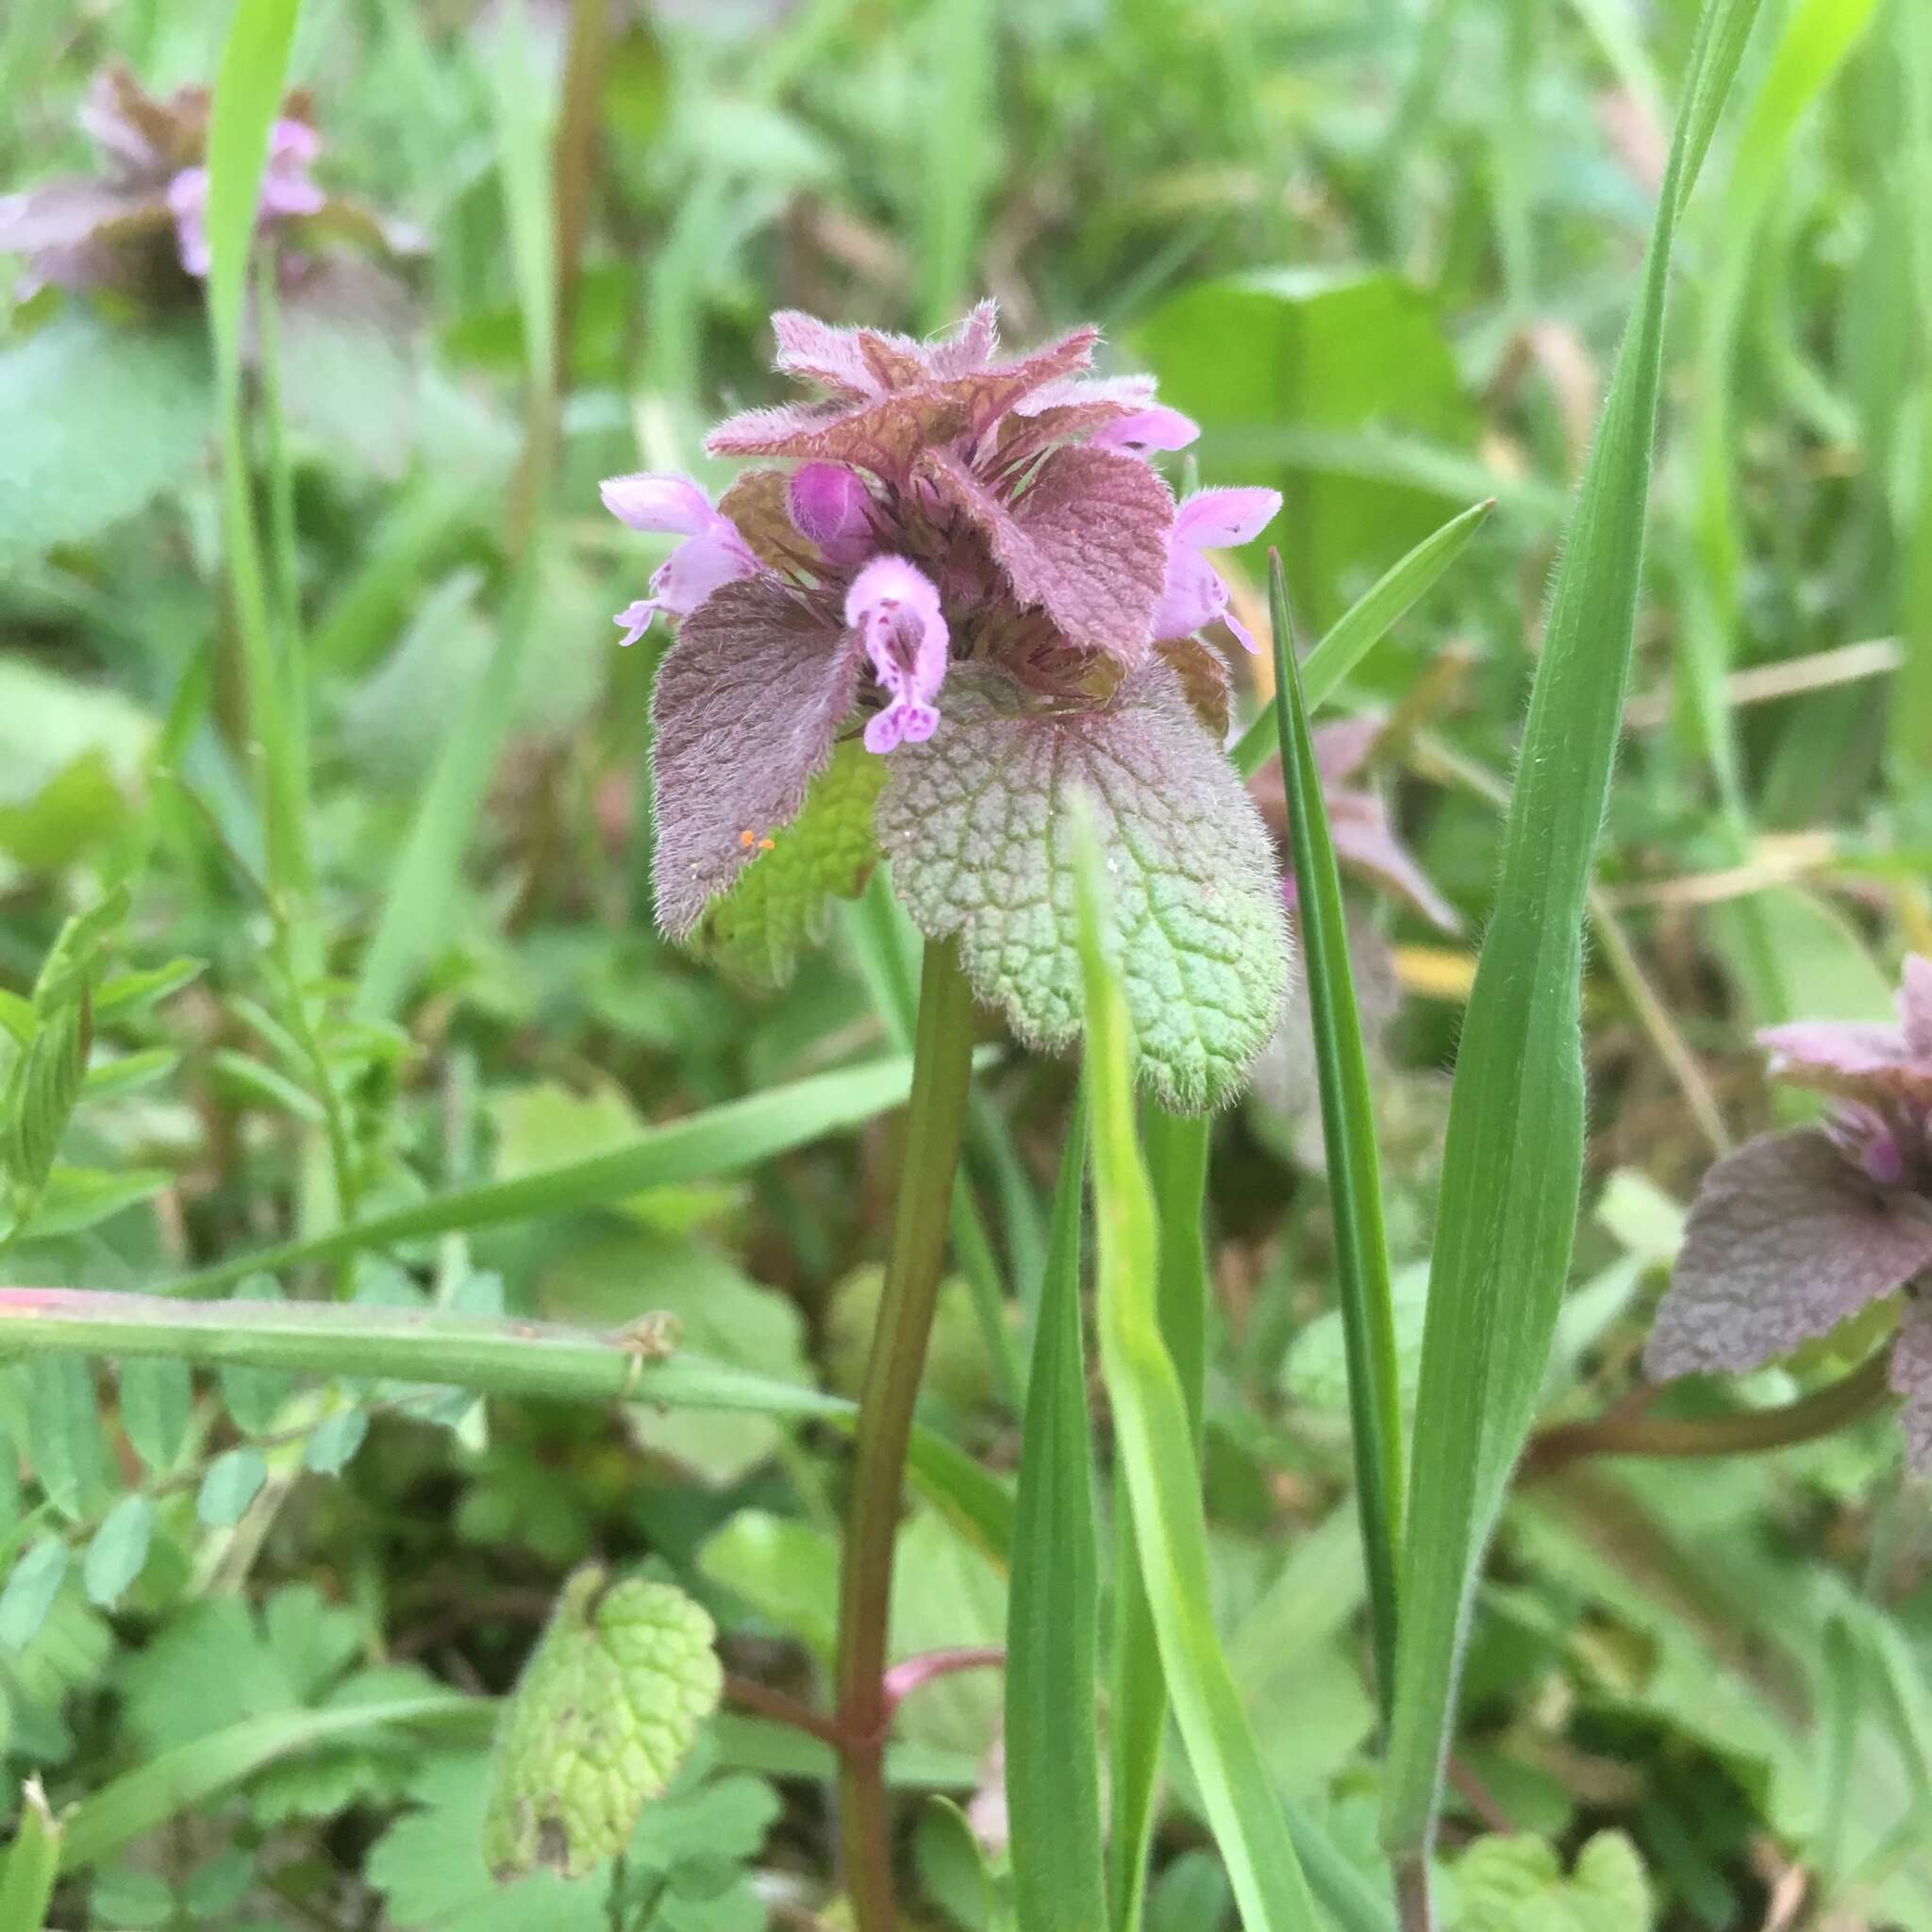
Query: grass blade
1007 1090 1108 1932
204 0 308 903
1267 551 1404 1724
1231 499 1495 778
153 1051 928 1296
1381 0 1764 1893
1073 816 1321 1932
1106 1105 1209 1931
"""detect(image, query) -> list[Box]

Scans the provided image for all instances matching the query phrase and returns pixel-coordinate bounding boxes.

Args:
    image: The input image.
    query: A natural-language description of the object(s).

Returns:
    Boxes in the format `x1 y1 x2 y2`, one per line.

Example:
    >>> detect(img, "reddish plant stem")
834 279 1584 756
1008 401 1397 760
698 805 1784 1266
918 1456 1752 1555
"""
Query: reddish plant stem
880 1646 1004 1712
1395 1854 1434 1932
724 1675 844 1750
835 941 978 1932
1521 1348 1893 1480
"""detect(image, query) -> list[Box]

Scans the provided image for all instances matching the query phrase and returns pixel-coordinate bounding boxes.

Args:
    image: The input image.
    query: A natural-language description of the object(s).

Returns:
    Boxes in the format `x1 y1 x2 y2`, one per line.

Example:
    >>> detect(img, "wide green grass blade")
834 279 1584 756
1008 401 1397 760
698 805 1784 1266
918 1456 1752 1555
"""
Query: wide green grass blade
1007 1091 1108 1932
1381 0 1764 1885
1105 1104 1209 1932
152 1051 927 1296
1267 551 1404 1726
1231 498 1495 779
0 1778 60 1928
1073 818 1320 1932
204 0 308 904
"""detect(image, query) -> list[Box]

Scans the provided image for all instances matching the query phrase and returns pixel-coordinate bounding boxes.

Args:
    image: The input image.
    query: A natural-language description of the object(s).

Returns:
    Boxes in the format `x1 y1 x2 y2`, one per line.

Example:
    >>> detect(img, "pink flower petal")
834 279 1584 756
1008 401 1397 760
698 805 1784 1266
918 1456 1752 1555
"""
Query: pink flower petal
1091 405 1200 455
613 599 658 647
648 529 758 619
166 167 210 277
1153 544 1227 641
600 473 718 537
846 556 950 750
1174 486 1282 551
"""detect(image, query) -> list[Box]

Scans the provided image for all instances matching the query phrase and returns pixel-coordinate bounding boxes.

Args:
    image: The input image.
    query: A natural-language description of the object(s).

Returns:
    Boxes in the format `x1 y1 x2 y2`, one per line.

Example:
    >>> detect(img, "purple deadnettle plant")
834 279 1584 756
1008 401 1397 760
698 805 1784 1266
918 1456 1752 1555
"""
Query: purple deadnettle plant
1646 956 1932 1467
0 65 422 308
604 303 1294 1109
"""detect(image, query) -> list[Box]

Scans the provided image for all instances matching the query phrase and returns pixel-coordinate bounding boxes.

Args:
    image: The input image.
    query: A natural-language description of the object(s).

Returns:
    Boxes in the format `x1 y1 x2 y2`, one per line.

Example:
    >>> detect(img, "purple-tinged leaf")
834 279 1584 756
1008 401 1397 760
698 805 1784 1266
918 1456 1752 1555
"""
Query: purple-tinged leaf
1903 955 1932 1058
922 443 1173 664
1644 1129 1932 1379
717 467 810 572
706 329 1098 480
0 179 160 254
1312 714 1383 784
858 329 931 391
771 309 879 399
924 299 1001 376
1890 1298 1932 1473
651 578 858 938
1157 635 1233 739
878 660 1291 1110
1326 788 1462 934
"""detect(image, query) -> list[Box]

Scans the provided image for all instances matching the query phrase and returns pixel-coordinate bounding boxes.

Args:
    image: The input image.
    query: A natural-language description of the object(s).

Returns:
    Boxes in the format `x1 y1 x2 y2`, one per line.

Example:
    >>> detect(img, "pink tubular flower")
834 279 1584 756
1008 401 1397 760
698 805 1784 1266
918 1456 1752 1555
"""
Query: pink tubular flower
847 557 949 754
1156 487 1284 653
600 473 759 646
1646 955 1932 1470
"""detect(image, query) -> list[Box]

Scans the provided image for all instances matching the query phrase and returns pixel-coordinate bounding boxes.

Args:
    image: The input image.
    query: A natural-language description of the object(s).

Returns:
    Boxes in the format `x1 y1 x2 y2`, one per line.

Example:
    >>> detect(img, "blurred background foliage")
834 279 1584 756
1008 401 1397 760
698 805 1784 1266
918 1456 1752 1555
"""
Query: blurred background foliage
0 0 1928 1925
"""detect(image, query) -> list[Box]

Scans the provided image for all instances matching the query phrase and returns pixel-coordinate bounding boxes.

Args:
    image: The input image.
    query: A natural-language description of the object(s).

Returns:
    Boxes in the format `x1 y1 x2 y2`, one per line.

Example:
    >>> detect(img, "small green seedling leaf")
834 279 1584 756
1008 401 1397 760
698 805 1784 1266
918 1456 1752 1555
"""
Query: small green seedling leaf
197 1448 270 1527
304 1407 371 1475
1450 1831 1650 1932
483 1566 723 1882
700 739 887 991
23 1356 111 1520
119 1358 193 1476
83 1494 155 1607
0 1539 71 1651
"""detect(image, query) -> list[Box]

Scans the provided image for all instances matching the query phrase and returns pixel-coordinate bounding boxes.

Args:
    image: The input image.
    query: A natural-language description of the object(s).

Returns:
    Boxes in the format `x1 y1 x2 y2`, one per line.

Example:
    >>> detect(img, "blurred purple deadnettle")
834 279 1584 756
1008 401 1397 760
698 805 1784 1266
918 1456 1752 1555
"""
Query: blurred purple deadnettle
0 64 421 303
166 117 325 278
1646 956 1932 1468
1253 712 1462 935
604 303 1292 1108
